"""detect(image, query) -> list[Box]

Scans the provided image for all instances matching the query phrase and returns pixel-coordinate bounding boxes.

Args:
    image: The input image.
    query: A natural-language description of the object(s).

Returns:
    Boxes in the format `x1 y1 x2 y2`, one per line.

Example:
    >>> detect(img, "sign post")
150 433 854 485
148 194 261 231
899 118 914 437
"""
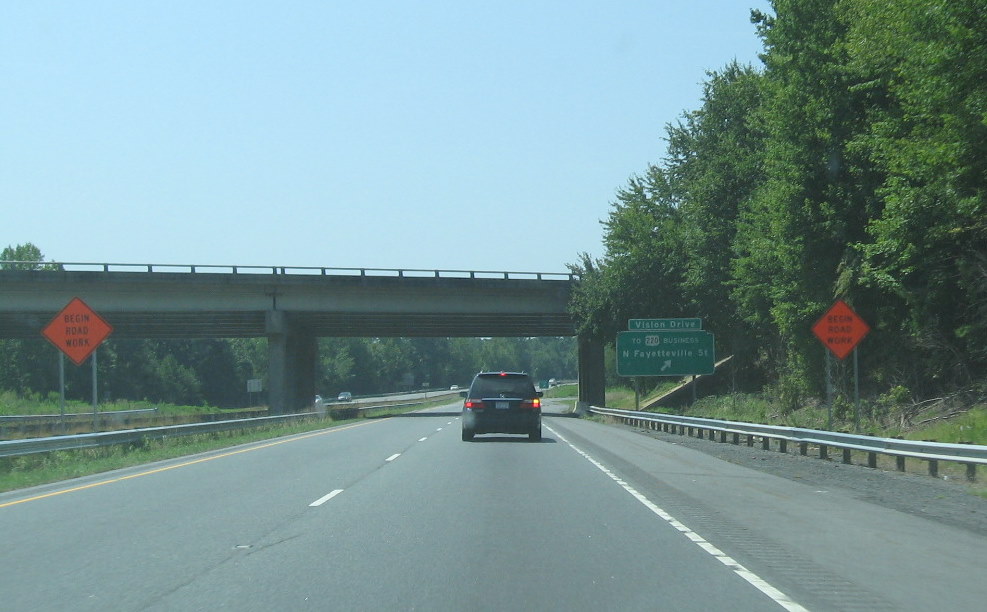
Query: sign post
812 300 870 431
42 298 114 431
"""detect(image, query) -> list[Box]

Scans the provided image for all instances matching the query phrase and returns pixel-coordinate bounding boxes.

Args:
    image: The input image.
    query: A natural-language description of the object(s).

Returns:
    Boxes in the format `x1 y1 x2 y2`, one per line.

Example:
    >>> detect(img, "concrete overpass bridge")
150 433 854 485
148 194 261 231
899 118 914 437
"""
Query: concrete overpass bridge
0 262 605 412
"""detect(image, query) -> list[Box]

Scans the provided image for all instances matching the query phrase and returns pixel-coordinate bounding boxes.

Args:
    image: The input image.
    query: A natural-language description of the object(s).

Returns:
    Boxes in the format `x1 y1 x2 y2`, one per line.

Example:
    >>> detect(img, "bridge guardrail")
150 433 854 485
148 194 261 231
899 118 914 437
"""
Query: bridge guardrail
0 260 579 281
590 406 987 482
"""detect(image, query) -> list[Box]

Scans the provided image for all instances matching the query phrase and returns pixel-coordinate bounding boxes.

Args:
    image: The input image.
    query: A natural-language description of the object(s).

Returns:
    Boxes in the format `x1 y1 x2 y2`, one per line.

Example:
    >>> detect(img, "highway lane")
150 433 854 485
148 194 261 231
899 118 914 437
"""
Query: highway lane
2 399 788 612
2 398 983 611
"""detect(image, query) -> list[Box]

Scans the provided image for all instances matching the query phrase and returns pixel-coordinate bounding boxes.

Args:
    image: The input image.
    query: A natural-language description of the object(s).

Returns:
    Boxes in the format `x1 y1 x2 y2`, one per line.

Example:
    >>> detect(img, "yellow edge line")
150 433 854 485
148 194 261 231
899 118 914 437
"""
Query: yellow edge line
0 419 379 509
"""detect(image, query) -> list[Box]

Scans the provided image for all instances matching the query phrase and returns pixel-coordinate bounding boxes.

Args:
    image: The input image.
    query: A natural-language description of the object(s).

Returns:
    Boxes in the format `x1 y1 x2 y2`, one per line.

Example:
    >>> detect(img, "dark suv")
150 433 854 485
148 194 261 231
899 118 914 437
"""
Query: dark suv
461 372 542 441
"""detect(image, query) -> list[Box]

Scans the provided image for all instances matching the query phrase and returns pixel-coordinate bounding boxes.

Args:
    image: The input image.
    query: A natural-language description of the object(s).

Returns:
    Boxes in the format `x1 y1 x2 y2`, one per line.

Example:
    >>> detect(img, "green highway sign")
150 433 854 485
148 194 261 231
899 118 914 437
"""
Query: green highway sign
616 330 715 376
628 318 702 331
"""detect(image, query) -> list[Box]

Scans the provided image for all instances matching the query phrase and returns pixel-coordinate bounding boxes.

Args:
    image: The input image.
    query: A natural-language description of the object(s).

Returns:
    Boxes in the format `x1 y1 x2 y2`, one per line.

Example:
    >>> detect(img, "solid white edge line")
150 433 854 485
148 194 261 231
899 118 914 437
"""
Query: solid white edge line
545 425 809 612
309 489 344 507
385 453 401 462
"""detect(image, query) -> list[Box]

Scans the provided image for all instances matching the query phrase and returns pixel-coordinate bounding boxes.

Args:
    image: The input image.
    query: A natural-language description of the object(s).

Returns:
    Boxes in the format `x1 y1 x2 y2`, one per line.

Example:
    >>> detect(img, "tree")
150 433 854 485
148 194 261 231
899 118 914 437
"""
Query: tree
844 0 987 391
1 243 60 270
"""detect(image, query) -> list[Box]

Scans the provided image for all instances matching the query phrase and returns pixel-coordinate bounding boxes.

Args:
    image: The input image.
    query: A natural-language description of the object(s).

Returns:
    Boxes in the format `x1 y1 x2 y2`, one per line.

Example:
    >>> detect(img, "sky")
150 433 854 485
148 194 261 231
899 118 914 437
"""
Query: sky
2 1 772 274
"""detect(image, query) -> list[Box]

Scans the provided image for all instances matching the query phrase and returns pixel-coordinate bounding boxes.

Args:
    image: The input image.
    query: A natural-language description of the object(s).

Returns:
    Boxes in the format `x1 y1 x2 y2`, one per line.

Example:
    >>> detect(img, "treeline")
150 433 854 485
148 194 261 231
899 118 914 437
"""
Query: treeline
569 0 986 408
0 335 575 409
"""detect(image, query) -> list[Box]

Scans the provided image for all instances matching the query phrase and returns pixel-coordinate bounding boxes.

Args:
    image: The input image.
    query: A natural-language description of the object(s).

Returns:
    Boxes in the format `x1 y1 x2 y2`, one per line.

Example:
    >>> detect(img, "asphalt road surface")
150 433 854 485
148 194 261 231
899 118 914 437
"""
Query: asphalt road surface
2 398 984 611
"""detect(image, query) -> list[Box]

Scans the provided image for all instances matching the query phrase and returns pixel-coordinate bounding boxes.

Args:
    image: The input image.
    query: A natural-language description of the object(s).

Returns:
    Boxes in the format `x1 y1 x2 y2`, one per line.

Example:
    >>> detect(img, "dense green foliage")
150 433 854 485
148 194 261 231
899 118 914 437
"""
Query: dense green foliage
570 0 986 407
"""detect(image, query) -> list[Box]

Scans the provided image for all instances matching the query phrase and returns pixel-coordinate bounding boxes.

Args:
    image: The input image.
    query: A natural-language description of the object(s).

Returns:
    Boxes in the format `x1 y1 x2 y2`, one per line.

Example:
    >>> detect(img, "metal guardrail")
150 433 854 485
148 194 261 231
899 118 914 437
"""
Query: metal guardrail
0 413 319 458
590 407 987 482
0 261 579 281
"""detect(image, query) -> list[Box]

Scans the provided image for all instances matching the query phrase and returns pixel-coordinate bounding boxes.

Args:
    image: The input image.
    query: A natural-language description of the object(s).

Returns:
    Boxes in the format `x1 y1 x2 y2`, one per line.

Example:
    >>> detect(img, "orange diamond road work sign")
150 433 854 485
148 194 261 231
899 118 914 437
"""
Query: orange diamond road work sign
812 300 870 360
42 298 114 366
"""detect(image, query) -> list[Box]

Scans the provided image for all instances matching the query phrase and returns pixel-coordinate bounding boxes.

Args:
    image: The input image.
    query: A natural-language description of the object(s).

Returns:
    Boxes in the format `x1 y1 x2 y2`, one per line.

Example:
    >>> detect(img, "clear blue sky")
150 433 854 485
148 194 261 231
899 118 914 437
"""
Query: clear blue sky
2 1 771 273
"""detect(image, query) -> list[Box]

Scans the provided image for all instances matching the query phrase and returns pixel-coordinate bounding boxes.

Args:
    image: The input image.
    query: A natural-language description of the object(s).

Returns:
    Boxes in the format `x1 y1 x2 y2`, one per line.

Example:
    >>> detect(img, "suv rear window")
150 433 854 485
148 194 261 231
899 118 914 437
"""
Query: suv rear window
470 374 536 398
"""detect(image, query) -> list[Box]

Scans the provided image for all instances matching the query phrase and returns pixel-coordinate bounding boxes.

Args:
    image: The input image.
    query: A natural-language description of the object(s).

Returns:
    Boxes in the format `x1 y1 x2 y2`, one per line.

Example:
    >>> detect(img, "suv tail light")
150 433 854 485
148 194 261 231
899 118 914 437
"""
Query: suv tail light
464 399 485 410
521 398 541 410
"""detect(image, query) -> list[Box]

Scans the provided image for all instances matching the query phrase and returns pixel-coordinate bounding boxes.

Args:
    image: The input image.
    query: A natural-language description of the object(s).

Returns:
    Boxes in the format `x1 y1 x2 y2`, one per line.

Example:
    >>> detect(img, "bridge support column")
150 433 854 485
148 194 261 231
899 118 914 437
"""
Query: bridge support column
577 336 605 411
267 311 316 414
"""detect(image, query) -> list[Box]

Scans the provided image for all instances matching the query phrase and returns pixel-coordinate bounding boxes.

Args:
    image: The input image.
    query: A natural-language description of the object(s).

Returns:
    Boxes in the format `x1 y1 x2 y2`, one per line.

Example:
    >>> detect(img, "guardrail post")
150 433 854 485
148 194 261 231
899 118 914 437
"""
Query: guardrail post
868 452 877 468
820 444 828 460
779 439 787 454
843 448 852 464
896 456 906 472
720 431 727 443
928 459 938 478
747 434 754 447
732 432 739 445
799 442 808 455
967 464 976 482
762 436 770 451
698 428 704 440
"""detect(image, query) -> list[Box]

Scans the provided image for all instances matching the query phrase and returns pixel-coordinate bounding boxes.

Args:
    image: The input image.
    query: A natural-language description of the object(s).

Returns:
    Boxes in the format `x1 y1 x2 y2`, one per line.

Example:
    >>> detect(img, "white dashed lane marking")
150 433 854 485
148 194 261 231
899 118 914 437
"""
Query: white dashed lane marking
309 489 344 507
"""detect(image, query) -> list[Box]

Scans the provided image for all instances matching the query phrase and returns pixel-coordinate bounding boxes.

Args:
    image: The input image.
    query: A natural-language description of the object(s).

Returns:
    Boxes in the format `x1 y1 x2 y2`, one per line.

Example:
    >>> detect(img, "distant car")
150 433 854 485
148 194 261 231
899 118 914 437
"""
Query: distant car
450 384 459 390
337 391 352 402
461 371 542 442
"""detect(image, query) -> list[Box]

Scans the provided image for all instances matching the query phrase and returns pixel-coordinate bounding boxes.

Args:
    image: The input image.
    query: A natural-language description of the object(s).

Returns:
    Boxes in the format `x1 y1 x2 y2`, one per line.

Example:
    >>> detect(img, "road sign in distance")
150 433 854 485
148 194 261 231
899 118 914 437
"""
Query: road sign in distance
628 318 702 331
811 300 870 360
617 330 715 377
42 298 114 366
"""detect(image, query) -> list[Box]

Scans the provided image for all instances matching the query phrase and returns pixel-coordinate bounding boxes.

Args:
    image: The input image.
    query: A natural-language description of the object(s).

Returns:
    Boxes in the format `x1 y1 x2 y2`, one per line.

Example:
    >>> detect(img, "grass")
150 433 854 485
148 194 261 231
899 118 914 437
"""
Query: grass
542 384 579 399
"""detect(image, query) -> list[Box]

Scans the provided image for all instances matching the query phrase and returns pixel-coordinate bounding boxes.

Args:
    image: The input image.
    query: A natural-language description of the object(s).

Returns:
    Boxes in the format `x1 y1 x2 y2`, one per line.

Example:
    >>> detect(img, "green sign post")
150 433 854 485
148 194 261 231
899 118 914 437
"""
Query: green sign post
616 330 715 376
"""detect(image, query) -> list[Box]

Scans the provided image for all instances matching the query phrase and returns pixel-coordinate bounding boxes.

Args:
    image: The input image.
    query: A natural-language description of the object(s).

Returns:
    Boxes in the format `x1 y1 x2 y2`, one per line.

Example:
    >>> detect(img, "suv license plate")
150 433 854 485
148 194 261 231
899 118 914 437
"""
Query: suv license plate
495 401 510 409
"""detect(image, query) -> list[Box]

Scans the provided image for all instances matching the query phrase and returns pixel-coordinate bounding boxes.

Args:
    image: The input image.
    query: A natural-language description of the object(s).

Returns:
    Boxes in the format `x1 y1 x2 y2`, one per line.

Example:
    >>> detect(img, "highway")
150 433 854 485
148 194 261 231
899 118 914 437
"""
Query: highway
1 398 984 611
